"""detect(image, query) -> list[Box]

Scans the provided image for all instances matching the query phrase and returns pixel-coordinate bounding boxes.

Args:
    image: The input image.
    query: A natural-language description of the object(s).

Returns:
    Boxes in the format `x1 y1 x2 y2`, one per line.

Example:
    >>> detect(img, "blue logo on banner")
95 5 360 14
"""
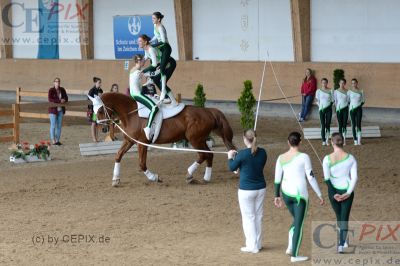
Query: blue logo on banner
113 15 153 59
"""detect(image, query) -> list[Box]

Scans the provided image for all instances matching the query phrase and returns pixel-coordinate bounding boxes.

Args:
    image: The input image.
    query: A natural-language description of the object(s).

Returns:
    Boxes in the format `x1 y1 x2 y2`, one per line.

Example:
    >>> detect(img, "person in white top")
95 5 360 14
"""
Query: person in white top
315 78 334 146
274 132 324 263
129 54 159 142
139 34 178 106
150 12 176 104
333 78 350 145
322 132 358 254
348 79 365 145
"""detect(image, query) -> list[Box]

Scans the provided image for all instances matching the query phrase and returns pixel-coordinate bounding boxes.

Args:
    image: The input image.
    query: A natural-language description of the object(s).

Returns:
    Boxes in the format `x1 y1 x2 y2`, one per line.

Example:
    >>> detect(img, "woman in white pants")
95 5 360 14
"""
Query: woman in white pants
228 129 267 253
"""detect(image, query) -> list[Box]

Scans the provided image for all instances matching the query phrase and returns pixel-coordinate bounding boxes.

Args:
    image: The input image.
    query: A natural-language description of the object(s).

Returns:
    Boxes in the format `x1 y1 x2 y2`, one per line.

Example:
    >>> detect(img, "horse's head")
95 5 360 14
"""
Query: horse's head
87 94 112 125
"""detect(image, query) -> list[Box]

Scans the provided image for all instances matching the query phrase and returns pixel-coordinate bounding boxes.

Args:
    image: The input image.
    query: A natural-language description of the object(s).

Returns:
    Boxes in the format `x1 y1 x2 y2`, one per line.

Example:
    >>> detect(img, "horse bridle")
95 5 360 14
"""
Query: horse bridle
96 105 114 125
95 102 146 125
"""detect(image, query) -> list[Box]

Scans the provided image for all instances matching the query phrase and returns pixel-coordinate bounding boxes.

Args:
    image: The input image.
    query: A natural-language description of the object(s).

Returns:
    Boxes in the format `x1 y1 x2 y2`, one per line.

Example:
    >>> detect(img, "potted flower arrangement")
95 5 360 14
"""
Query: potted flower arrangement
10 141 51 163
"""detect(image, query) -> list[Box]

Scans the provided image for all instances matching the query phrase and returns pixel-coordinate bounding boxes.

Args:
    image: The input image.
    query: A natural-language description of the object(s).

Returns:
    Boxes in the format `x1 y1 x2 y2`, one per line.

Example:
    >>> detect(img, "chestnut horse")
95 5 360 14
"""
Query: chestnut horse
94 92 235 186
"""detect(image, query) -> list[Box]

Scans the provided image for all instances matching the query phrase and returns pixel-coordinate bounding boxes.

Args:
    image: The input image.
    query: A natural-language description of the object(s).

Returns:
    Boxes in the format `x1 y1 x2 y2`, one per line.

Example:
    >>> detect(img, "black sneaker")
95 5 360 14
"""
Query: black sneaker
55 142 62 146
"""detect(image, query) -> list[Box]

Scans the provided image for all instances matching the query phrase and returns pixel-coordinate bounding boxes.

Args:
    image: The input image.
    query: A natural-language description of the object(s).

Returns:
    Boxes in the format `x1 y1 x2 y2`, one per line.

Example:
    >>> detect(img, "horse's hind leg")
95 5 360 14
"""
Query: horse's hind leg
112 139 134 187
187 140 212 183
186 154 204 183
204 145 214 182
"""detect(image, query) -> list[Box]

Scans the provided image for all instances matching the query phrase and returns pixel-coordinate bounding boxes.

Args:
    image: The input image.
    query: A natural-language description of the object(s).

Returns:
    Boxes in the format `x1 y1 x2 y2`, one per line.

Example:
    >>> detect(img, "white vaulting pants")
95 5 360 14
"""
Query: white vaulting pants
238 188 266 250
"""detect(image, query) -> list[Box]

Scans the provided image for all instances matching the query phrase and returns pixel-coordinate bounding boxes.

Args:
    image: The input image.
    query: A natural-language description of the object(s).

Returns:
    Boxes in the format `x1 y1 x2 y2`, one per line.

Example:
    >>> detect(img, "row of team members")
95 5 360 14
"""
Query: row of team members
228 130 358 263
316 78 365 146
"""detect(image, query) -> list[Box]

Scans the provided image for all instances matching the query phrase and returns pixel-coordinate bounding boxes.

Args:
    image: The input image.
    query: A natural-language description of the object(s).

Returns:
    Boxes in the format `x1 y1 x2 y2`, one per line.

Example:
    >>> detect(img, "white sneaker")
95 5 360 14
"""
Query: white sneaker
286 248 292 256
344 241 348 248
354 140 358 145
240 247 259 253
143 127 152 141
322 141 326 146
291 256 308 262
338 245 344 254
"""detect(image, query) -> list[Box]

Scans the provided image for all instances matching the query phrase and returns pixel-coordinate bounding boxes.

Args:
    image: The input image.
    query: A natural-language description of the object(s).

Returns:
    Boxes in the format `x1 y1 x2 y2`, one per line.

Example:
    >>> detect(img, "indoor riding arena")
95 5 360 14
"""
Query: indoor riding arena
0 1 399 265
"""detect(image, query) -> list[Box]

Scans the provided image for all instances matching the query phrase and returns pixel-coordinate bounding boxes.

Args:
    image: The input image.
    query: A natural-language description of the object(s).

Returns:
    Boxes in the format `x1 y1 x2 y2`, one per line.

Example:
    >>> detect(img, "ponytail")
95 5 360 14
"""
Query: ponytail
244 129 258 155
251 136 257 155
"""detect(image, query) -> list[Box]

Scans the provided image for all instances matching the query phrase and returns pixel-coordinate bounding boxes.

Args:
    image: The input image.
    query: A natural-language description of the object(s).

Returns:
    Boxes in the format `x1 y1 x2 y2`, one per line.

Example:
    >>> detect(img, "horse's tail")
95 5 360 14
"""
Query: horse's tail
209 108 236 150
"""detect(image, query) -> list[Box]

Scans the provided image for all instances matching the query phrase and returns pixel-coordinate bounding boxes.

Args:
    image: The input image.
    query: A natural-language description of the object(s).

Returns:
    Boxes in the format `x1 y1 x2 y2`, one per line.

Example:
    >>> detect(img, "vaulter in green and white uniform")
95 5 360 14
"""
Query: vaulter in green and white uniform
348 79 365 145
323 132 358 253
139 34 178 106
274 132 324 263
315 78 334 146
334 79 349 145
149 12 177 103
129 54 159 141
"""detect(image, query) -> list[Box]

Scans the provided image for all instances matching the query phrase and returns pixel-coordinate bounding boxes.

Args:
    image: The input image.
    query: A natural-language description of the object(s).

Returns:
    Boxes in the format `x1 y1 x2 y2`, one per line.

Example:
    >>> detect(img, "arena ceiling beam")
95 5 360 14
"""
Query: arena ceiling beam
0 0 13 59
290 0 310 62
77 0 94 59
174 0 193 60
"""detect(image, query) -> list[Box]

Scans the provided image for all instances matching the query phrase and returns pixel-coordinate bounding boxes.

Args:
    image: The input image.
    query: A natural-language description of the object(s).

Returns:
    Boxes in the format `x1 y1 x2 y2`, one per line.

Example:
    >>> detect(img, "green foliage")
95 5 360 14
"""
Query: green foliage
193 83 206 107
11 150 26 160
237 80 256 130
333 69 345 90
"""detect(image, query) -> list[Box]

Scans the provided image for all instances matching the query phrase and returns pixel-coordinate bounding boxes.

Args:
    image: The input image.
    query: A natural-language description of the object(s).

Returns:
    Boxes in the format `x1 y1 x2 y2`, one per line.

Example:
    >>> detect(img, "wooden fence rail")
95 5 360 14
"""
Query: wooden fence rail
0 104 19 143
0 87 89 144
1 87 182 144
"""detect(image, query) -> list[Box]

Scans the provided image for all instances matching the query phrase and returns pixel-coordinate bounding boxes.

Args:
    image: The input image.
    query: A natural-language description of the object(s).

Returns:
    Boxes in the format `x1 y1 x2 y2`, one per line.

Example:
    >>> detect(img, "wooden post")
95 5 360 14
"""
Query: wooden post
177 93 182 103
13 104 20 144
290 0 311 62
0 0 13 59
174 0 193 60
16 87 21 104
77 0 94 59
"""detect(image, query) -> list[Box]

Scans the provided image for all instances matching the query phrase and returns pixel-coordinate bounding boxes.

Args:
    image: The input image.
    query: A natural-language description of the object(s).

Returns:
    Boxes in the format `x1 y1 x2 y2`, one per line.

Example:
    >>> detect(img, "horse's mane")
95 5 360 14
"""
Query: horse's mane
101 92 138 111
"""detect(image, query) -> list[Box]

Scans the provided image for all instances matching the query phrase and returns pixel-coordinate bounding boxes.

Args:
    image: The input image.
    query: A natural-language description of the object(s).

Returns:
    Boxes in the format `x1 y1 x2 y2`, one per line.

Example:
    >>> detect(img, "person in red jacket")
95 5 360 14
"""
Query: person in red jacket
299 68 317 122
48 77 68 145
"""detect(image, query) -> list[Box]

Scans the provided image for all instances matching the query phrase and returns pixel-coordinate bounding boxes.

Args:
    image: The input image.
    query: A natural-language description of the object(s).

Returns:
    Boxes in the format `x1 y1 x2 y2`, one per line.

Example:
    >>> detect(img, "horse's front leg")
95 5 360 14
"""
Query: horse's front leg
112 139 134 187
138 143 159 182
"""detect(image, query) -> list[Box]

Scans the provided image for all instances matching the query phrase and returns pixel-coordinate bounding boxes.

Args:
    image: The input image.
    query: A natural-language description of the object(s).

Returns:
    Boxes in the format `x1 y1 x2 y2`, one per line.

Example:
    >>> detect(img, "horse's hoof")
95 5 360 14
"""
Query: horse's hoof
112 179 120 187
186 175 194 184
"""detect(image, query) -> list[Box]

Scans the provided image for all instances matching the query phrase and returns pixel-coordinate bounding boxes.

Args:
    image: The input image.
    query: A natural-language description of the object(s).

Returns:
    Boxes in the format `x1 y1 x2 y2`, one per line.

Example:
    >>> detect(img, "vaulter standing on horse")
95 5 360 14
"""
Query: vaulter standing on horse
143 11 178 106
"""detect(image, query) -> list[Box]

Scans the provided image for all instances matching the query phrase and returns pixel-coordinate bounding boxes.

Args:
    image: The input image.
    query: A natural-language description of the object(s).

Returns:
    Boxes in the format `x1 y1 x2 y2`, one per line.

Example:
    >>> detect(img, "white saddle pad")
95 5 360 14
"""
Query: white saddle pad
138 100 185 119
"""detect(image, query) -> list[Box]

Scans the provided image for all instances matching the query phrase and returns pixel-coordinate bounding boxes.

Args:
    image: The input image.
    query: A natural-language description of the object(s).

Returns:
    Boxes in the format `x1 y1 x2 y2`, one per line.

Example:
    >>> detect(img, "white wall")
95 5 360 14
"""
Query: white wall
12 0 39 59
311 0 400 62
58 0 82 59
12 0 81 59
192 0 294 61
93 0 178 60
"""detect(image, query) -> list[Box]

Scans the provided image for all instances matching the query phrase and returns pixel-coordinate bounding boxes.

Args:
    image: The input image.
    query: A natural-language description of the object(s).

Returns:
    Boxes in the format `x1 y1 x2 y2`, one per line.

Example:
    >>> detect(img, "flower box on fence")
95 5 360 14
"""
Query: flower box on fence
9 141 51 164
